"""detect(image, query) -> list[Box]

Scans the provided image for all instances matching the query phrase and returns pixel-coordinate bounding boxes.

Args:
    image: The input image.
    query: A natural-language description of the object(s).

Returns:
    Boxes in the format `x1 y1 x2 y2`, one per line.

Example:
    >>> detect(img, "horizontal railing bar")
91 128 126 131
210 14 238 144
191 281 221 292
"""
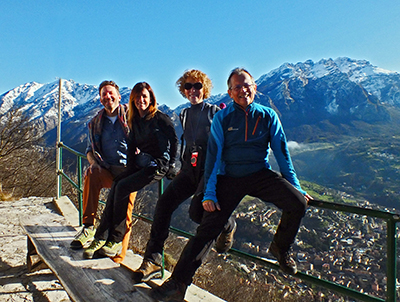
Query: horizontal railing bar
309 199 400 222
58 170 83 193
58 144 397 302
58 142 86 158
228 248 385 302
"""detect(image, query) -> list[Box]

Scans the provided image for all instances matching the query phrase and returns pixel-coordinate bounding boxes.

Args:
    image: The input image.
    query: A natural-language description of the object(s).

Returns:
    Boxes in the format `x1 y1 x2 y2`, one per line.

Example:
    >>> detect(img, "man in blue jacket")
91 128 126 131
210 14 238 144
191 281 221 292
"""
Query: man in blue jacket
151 68 312 301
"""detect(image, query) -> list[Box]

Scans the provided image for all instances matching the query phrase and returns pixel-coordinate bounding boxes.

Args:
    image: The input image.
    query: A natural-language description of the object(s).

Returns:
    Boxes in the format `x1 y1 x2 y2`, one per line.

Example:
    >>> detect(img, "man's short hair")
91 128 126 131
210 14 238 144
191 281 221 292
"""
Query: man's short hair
99 80 120 95
227 68 255 89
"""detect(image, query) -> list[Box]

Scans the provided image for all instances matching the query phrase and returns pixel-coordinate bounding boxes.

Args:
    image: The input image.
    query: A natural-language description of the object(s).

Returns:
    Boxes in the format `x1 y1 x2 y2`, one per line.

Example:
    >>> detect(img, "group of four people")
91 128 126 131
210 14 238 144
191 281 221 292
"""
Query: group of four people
70 68 311 301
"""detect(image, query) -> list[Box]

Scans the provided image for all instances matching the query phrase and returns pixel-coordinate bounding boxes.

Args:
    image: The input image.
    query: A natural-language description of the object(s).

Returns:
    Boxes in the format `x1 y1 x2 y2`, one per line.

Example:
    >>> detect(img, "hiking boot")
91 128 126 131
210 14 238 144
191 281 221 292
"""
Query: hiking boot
150 277 187 301
70 226 95 250
83 239 106 259
215 220 237 253
99 241 122 257
268 241 297 275
132 259 162 283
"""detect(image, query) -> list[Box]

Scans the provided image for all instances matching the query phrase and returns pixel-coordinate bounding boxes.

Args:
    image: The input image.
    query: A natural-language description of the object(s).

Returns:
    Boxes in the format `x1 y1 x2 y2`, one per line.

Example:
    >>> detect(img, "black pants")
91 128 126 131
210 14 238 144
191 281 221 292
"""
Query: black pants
143 165 236 265
95 166 156 243
172 168 307 285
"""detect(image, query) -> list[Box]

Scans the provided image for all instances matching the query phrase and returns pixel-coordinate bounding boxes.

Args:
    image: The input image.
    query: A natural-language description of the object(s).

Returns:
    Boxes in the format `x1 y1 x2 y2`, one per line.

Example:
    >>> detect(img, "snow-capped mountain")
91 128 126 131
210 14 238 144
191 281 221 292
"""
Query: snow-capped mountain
2 57 400 208
0 79 133 134
1 57 400 149
258 58 400 126
258 57 399 105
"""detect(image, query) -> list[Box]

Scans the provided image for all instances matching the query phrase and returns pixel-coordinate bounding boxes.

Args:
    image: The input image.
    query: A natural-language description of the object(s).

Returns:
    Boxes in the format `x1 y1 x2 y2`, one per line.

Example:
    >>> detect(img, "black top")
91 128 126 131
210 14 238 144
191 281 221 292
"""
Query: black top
128 110 178 172
180 102 219 169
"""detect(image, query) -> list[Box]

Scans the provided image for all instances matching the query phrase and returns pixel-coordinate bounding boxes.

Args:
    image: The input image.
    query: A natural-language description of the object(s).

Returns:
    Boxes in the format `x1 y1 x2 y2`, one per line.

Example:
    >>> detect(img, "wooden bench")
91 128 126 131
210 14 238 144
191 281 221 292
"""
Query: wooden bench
22 197 225 302
23 215 151 301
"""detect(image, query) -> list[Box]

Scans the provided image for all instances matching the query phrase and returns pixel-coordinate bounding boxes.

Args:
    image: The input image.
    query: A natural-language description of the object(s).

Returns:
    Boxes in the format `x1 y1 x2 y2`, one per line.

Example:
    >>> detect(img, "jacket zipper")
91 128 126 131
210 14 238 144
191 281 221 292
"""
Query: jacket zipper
252 116 261 136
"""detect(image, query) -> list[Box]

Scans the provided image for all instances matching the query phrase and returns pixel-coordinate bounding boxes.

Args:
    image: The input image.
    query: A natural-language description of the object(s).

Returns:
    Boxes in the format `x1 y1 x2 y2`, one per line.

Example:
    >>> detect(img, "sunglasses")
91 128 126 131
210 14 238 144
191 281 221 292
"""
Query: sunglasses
184 82 203 90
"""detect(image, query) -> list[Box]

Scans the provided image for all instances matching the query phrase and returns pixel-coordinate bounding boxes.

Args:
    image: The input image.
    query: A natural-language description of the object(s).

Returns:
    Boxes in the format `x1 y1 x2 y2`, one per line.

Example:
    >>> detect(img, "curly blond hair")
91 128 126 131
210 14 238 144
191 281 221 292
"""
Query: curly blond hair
176 69 213 99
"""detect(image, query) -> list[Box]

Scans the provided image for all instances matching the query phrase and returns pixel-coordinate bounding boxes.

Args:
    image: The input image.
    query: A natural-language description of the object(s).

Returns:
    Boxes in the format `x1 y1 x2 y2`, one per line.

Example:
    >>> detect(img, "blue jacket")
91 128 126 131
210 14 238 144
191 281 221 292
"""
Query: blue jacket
203 101 306 203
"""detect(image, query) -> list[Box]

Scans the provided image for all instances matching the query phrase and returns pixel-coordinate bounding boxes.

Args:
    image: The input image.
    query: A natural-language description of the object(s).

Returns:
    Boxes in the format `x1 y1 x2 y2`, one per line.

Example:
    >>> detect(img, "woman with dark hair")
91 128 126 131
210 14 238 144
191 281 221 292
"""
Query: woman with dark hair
83 82 178 259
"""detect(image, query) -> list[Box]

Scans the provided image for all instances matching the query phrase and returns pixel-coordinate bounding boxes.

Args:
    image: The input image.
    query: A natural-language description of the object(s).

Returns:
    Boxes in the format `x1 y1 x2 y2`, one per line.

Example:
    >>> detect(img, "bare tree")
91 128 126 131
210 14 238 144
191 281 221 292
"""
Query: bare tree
0 106 57 198
0 107 42 160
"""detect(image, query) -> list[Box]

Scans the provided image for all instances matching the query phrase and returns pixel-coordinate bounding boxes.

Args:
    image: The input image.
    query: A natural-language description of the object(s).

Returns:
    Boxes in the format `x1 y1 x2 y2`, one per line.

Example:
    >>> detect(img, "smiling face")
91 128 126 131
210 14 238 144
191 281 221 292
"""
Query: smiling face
135 88 151 117
184 77 204 105
227 72 256 109
100 85 121 116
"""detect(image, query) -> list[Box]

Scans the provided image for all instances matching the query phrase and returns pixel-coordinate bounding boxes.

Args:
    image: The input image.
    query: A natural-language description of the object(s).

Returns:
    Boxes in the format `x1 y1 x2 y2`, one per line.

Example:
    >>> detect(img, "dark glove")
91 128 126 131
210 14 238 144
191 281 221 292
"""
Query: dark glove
166 163 180 180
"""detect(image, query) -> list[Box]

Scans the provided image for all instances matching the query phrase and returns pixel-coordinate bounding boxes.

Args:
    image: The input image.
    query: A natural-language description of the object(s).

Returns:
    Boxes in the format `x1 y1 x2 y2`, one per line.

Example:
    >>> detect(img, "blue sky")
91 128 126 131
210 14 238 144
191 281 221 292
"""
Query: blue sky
1 1 400 108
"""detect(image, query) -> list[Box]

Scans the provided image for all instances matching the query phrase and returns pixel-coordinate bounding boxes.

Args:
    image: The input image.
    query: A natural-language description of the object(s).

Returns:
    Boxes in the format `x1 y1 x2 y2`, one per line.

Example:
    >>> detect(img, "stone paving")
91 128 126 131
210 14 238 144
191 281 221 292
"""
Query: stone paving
0 197 71 302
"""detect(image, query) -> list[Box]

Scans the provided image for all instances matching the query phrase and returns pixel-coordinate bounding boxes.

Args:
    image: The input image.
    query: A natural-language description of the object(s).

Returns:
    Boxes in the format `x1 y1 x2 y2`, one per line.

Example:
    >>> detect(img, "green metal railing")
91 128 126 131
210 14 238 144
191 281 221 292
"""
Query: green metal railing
56 141 399 302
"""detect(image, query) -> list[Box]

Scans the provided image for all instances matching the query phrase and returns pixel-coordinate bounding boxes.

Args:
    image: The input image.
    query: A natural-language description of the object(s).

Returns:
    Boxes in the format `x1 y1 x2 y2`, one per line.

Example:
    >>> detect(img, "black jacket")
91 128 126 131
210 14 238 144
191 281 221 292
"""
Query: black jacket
128 110 178 174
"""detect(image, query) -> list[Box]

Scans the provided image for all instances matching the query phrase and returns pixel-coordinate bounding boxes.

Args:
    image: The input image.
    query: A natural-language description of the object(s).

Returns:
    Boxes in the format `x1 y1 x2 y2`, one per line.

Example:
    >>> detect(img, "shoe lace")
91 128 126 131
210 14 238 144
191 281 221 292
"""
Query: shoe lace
74 228 85 239
104 241 115 248
90 239 104 249
75 227 93 239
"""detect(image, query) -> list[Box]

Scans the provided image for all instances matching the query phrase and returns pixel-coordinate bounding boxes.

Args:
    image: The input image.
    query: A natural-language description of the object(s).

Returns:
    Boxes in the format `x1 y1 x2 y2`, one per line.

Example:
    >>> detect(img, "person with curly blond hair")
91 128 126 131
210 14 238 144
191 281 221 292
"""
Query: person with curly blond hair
132 69 236 284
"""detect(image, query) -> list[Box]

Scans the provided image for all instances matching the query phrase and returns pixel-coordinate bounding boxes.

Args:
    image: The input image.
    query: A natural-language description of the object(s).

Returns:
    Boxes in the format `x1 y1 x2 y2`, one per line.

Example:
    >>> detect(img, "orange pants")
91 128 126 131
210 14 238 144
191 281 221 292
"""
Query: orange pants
82 166 136 263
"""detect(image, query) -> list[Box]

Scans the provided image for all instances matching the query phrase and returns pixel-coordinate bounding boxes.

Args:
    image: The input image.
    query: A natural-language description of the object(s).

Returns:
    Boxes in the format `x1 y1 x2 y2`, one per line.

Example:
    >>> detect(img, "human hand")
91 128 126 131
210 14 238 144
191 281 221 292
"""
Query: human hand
85 162 101 177
166 164 180 180
202 200 221 212
304 193 313 204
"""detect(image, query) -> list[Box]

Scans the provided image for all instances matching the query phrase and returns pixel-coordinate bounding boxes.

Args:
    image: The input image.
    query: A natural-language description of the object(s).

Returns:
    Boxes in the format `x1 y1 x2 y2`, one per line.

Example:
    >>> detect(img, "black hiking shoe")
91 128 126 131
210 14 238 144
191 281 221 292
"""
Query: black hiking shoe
269 241 297 275
132 259 162 283
215 220 237 253
150 277 187 301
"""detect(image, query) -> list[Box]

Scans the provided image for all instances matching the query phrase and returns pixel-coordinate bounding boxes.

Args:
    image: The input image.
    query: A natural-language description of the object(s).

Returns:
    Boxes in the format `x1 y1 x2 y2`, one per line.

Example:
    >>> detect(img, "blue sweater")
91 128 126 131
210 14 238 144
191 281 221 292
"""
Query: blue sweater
203 101 306 203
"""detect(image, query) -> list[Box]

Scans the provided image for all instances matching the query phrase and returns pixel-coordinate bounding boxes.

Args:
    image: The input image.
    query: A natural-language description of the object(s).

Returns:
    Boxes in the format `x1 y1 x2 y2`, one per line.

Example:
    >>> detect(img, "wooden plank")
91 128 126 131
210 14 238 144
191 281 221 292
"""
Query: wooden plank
53 196 80 227
22 214 153 302
22 208 225 302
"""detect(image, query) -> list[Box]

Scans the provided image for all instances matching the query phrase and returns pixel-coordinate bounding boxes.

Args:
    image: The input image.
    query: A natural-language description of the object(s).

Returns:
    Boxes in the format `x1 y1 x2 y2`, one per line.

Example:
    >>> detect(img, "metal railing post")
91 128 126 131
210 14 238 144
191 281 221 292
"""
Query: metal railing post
158 178 165 278
159 178 164 195
77 156 83 226
58 146 63 197
56 78 62 199
386 218 398 302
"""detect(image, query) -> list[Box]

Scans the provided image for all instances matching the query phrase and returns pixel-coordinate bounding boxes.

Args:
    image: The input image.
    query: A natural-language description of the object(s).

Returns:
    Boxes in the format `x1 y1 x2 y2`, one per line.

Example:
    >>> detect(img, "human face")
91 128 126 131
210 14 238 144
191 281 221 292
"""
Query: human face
100 85 121 116
184 77 204 105
227 73 257 109
135 88 151 117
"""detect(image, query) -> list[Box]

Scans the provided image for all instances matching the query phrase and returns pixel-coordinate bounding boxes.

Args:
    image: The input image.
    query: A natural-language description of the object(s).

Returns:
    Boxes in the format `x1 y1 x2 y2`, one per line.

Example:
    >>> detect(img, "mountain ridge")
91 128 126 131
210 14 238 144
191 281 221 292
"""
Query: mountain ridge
2 57 400 208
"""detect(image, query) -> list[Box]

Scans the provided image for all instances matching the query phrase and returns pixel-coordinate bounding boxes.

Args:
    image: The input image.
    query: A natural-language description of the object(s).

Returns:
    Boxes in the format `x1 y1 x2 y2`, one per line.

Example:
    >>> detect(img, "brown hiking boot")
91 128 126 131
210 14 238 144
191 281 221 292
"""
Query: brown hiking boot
132 259 162 283
269 241 297 275
215 220 237 253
